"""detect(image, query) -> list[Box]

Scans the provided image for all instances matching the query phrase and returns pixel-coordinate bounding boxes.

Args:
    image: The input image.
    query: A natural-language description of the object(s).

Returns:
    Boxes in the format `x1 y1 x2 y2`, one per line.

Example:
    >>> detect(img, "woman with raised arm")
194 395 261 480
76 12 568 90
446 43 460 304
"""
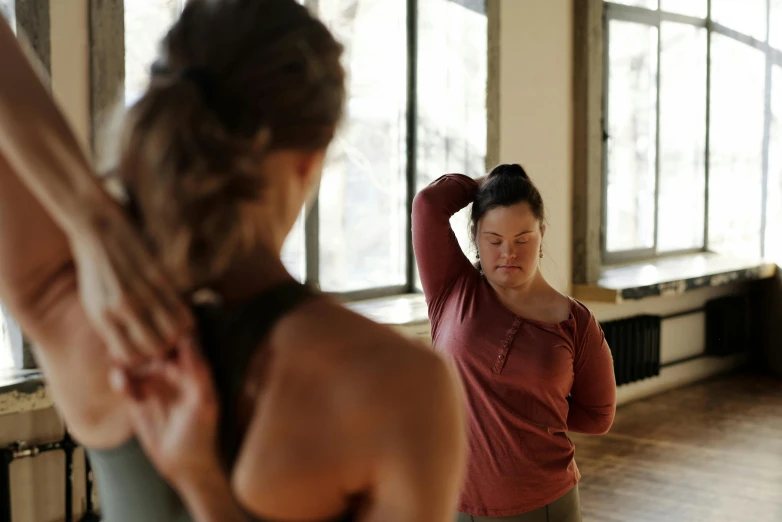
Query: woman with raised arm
0 1 465 521
412 165 616 522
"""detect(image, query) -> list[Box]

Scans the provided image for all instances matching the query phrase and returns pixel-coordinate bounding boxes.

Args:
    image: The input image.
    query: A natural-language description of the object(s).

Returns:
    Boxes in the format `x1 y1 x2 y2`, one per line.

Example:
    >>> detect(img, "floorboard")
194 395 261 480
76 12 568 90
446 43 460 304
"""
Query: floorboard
572 373 782 522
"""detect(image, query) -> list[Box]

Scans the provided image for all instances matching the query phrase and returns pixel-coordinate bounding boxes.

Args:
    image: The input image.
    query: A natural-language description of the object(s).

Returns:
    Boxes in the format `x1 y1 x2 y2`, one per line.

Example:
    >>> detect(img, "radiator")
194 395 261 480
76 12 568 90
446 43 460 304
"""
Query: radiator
0 433 99 522
601 315 661 386
705 294 750 356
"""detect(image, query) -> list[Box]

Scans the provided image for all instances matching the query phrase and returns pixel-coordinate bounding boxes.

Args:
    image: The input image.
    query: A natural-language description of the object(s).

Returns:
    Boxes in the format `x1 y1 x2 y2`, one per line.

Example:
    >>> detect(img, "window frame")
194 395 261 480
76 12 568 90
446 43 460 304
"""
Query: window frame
600 0 782 266
97 0 489 302
0 0 51 369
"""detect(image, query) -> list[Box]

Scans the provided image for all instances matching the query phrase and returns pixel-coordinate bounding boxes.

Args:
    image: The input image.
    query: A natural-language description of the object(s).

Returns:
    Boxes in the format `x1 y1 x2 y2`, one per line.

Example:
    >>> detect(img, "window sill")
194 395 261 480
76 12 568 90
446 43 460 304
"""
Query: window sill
572 253 778 304
0 296 432 417
4 254 774 414
345 293 429 327
0 368 49 416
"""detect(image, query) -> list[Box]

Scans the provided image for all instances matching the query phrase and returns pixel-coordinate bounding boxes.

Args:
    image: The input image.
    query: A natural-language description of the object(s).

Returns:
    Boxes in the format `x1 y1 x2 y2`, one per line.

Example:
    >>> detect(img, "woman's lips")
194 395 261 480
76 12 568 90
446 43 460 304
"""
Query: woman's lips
497 266 520 270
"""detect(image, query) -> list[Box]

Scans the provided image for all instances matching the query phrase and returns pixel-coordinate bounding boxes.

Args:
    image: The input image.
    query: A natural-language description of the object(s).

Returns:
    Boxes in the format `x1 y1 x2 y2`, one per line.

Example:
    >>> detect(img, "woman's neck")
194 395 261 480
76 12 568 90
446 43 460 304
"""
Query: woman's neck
489 270 549 308
212 243 296 303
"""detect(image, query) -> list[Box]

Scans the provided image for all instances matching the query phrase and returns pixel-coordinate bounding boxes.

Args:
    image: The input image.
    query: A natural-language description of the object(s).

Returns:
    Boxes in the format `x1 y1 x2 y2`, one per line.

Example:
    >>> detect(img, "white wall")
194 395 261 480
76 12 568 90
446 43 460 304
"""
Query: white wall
50 0 90 149
496 0 744 404
497 0 574 294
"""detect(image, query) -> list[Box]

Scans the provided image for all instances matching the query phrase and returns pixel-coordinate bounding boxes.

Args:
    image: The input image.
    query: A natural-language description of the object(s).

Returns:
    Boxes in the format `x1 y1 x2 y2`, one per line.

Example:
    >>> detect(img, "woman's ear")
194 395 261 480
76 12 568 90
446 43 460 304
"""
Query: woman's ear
540 223 547 238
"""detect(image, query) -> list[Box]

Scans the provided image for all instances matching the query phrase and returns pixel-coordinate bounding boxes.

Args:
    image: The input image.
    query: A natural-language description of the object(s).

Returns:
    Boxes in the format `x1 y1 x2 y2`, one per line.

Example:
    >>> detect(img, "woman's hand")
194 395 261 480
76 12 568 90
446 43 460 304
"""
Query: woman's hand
71 198 193 365
113 343 255 522
110 339 222 483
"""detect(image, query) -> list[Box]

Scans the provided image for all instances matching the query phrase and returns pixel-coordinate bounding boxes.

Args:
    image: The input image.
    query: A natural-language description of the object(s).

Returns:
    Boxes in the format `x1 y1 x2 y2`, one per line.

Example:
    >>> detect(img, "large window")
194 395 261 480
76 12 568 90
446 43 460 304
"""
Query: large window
124 0 487 299
603 0 782 264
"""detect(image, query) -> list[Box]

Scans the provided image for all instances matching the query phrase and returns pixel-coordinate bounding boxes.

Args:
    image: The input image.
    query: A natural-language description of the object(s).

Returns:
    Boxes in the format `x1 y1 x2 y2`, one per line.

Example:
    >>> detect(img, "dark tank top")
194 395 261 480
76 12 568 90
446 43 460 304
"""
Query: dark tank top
87 281 357 522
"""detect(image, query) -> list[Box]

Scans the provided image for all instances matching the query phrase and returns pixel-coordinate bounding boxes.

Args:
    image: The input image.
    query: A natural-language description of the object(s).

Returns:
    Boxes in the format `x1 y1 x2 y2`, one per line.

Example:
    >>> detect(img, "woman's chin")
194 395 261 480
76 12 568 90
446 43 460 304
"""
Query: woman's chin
488 268 527 288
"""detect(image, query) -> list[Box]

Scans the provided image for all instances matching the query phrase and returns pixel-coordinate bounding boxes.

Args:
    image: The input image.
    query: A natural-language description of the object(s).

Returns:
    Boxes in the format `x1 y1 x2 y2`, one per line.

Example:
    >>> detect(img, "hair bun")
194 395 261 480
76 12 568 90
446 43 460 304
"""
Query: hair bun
487 163 529 180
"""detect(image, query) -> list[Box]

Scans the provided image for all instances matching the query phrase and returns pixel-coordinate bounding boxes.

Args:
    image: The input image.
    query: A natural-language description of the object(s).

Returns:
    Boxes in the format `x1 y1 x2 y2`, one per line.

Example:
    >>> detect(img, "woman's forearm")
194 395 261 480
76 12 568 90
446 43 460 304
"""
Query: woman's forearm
0 18 113 238
566 397 614 435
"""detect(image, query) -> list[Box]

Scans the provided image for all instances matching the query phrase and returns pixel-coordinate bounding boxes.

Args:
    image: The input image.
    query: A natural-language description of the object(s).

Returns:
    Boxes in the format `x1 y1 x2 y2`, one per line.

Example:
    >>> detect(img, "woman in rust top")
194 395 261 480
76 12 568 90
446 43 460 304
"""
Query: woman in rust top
413 163 616 522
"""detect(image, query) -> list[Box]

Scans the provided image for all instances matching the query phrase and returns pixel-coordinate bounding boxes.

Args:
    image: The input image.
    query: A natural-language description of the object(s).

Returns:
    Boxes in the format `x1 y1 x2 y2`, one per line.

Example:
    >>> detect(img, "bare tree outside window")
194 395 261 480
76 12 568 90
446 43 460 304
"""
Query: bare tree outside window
603 1 782 264
318 0 408 292
605 20 657 254
708 34 765 257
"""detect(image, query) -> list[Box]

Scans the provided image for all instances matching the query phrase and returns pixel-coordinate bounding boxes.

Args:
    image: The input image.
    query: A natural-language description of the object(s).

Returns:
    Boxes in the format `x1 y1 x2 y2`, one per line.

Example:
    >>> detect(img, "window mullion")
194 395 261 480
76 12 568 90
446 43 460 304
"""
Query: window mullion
404 0 418 292
304 0 319 288
305 197 320 288
703 0 712 250
653 12 661 256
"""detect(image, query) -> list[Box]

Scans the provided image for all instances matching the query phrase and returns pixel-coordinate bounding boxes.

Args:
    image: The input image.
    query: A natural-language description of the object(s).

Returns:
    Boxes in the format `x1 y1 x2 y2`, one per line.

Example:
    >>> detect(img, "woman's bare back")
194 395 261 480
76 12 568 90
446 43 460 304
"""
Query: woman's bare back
231 297 466 520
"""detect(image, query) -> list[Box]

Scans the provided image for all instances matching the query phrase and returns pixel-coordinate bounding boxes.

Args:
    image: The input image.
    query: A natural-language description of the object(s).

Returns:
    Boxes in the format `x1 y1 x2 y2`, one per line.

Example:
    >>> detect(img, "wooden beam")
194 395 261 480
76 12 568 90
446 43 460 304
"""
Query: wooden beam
572 0 604 284
89 0 124 153
485 0 499 171
15 0 51 74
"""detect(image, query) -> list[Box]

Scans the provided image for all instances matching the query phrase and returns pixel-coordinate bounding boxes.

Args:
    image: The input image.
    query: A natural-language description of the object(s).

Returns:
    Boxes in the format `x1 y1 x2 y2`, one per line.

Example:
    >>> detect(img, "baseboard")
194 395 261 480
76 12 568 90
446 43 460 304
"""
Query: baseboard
616 353 746 407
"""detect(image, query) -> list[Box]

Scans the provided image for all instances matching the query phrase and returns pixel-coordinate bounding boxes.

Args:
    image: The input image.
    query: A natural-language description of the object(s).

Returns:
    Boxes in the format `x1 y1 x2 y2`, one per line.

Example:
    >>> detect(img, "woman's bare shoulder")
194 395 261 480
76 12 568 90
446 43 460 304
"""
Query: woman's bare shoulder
271 296 461 418
235 298 466 521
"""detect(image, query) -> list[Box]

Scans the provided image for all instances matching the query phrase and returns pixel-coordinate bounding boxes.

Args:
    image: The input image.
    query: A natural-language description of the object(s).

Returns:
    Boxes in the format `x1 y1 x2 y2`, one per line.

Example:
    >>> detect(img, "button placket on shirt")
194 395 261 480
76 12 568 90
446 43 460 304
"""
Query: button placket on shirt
492 316 522 374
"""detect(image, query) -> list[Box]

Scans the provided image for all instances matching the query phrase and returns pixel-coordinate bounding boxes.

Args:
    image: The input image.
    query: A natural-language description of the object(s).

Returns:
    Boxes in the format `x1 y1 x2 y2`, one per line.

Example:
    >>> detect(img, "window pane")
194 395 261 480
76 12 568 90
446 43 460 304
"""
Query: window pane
125 0 184 106
0 303 17 369
708 34 765 257
610 0 658 9
712 0 767 41
318 0 407 292
660 0 707 18
414 0 486 291
657 23 706 252
281 211 305 283
605 20 658 253
766 66 782 262
0 0 14 30
771 0 782 50
416 0 486 191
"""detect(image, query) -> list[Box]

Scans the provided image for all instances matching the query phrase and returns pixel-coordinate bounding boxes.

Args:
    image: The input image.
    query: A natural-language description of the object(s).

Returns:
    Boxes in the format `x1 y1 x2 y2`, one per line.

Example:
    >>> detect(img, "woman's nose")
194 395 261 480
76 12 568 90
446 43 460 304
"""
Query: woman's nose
501 244 517 259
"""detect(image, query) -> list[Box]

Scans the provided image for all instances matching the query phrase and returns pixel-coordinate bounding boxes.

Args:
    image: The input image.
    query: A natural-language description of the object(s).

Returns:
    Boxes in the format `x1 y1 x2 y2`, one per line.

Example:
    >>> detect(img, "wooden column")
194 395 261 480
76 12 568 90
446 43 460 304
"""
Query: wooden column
88 0 124 152
485 0 500 171
572 0 604 284
15 0 51 73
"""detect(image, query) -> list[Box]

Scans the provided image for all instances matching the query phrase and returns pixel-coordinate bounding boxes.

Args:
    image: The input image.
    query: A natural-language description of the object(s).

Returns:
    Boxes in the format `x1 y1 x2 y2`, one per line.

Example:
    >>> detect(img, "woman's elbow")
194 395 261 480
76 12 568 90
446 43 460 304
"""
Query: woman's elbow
570 405 615 435
411 187 435 219
590 410 615 435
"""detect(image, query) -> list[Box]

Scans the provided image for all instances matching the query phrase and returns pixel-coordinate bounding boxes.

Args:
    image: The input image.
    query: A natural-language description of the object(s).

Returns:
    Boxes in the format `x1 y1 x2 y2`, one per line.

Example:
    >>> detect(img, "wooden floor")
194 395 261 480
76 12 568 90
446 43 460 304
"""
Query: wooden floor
572 372 782 522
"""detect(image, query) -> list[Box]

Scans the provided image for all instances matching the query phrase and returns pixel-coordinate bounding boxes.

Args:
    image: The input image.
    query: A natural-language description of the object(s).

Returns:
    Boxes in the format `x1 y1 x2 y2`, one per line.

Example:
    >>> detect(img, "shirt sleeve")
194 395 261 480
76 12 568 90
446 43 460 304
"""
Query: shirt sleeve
567 308 617 434
411 174 478 304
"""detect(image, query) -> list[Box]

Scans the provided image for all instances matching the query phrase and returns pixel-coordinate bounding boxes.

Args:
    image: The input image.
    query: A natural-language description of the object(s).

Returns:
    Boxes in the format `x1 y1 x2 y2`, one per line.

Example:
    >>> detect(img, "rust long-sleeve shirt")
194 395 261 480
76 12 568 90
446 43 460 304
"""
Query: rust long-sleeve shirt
412 174 616 517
